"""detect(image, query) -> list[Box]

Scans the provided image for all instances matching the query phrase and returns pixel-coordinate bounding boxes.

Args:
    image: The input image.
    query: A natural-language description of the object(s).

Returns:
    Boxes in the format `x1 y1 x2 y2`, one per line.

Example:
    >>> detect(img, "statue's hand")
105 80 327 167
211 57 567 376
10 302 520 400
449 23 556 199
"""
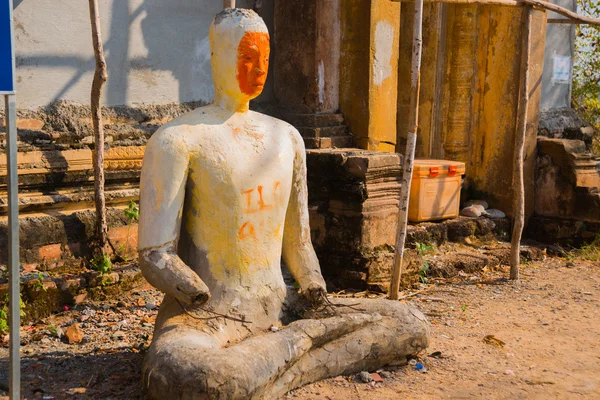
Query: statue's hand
302 282 327 307
139 248 211 305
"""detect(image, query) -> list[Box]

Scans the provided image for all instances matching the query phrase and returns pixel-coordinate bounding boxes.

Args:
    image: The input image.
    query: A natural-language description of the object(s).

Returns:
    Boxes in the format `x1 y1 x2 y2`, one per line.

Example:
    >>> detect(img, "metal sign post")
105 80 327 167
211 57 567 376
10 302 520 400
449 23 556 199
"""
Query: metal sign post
1 0 20 398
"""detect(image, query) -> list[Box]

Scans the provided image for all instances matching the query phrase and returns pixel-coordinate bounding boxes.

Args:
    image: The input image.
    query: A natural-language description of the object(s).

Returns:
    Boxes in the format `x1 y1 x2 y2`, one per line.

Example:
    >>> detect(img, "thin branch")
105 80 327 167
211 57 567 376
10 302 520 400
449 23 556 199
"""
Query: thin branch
176 299 251 324
390 0 424 300
88 0 108 250
510 6 533 280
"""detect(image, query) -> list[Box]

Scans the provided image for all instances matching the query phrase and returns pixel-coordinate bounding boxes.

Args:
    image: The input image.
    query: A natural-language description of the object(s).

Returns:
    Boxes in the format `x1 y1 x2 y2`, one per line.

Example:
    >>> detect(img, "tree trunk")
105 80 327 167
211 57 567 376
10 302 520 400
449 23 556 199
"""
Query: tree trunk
389 0 424 300
88 0 108 250
510 6 532 280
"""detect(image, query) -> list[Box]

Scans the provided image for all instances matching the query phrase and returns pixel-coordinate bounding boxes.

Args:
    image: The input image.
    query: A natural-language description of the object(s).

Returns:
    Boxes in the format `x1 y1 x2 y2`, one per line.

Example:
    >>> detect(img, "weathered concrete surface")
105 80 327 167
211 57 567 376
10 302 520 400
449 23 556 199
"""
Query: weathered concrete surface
9 0 274 109
274 0 340 114
397 5 547 219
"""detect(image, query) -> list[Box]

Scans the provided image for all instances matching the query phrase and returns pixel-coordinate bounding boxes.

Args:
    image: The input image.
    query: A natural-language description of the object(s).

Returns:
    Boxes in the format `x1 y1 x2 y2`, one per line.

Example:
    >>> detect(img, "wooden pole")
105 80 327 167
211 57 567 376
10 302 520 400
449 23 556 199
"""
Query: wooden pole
389 0 424 300
224 0 236 9
510 5 532 281
548 19 587 24
88 0 108 251
396 0 600 26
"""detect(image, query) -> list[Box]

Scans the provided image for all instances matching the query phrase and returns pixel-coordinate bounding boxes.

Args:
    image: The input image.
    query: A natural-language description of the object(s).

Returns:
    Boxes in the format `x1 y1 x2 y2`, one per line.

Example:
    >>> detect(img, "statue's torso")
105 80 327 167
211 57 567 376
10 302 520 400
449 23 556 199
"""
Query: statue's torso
160 107 298 327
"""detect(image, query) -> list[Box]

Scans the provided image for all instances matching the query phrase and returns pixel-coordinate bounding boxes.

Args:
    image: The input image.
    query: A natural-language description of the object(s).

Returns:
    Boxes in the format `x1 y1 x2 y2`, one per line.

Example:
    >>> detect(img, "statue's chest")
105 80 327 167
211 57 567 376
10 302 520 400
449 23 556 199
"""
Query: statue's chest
187 131 295 216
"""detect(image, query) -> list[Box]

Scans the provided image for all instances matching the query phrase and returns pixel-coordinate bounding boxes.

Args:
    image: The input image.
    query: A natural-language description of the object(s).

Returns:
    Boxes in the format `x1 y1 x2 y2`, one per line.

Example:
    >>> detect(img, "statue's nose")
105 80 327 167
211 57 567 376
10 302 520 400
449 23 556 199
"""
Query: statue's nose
254 68 266 76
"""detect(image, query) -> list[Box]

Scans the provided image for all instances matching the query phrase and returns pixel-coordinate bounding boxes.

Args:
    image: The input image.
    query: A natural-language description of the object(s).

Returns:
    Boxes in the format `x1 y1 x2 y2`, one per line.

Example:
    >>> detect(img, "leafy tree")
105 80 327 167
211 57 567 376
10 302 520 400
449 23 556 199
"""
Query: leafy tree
572 0 600 155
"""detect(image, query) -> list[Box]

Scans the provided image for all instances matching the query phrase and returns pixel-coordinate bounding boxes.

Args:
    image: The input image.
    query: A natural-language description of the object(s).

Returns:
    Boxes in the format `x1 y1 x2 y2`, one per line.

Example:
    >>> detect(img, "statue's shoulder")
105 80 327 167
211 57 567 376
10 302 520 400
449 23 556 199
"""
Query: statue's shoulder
146 106 218 148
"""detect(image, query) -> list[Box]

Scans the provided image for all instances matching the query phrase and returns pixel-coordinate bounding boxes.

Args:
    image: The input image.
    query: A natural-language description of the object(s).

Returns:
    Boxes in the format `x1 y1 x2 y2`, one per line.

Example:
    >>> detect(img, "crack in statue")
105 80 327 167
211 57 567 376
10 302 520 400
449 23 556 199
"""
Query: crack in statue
138 8 429 399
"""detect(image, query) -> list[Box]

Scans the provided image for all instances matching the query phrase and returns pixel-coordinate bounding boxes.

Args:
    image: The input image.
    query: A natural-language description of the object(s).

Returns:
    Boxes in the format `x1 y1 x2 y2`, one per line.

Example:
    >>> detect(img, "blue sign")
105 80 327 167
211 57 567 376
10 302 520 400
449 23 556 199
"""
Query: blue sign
0 0 15 94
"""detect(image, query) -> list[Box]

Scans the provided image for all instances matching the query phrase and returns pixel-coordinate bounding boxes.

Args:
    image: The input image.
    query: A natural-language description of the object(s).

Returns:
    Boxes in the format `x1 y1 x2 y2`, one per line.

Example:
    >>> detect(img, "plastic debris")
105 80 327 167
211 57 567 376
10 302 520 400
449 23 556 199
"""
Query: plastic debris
464 200 489 209
461 205 485 217
484 209 506 219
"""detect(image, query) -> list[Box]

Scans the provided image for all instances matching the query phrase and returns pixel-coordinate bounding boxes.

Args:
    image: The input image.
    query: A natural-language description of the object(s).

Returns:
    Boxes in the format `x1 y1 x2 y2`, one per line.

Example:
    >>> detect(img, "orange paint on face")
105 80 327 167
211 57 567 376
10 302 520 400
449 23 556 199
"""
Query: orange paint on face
237 32 270 97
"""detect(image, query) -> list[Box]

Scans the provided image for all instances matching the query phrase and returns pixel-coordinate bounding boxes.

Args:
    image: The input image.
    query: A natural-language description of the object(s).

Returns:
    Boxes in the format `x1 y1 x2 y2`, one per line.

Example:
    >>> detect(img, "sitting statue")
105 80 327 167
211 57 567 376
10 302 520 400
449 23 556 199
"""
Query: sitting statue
138 8 429 399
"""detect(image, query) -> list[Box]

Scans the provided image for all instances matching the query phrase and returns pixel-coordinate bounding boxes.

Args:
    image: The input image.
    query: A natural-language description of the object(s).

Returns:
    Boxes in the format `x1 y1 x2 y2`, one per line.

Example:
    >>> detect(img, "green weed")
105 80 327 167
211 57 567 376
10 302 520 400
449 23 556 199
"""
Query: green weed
91 253 112 275
32 272 47 292
0 294 26 335
120 200 139 260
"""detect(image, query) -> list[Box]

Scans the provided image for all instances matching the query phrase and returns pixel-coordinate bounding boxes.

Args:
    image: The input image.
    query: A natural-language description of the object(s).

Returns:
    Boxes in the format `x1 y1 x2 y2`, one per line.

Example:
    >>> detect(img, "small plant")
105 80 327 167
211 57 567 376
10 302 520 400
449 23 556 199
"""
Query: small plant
47 325 58 336
461 305 468 312
125 199 139 222
121 200 139 260
565 234 600 262
415 243 434 284
32 272 47 292
0 294 26 335
91 252 112 275
415 243 434 253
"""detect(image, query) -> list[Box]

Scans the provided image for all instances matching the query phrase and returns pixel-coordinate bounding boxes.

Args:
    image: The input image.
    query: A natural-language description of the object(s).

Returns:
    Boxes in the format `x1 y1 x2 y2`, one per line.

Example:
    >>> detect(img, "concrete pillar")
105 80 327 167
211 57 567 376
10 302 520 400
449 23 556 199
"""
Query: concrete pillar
274 0 340 114
339 0 401 152
273 0 351 148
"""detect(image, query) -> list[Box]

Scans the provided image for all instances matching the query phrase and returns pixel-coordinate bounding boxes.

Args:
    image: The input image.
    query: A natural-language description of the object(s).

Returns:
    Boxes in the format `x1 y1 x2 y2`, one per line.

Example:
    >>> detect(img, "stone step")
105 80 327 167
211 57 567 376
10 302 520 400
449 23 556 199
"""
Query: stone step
303 135 354 149
281 113 345 128
298 125 348 138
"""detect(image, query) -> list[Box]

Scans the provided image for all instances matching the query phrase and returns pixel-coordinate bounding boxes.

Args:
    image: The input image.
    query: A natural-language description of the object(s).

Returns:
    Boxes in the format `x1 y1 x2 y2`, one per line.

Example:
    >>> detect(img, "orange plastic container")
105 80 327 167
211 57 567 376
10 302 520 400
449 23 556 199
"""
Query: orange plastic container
408 159 466 222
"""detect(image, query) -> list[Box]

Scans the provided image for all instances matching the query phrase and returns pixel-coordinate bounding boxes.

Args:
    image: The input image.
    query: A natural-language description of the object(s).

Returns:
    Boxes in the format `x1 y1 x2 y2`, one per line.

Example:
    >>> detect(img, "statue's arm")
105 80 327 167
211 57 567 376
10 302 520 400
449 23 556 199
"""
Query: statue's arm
137 131 210 305
282 130 327 302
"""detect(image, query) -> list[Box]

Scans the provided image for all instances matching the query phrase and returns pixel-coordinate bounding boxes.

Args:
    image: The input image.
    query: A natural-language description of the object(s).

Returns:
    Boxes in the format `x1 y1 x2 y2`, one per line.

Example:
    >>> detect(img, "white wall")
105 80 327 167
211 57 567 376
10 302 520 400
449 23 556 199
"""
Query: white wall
12 0 273 109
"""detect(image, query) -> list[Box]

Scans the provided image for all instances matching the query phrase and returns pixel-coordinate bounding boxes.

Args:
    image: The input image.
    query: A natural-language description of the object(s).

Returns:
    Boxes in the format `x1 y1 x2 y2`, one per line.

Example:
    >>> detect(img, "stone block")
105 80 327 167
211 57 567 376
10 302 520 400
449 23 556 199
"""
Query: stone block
38 243 63 263
535 137 600 222
307 149 403 290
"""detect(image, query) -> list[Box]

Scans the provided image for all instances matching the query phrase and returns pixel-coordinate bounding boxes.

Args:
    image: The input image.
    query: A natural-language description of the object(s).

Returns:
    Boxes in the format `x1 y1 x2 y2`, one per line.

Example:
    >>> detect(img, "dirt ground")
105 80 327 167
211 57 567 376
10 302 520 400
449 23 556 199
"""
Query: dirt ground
0 254 598 399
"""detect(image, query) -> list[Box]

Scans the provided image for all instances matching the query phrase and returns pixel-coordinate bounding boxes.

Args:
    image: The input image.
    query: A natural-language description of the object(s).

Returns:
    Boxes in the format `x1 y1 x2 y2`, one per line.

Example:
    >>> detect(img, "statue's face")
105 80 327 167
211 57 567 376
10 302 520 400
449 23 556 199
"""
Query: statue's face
236 32 270 98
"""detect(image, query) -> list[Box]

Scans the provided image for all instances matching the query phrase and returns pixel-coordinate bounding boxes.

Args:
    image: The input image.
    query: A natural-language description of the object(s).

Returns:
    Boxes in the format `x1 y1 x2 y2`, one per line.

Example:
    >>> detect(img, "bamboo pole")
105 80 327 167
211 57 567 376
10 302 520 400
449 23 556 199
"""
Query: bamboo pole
88 0 108 251
510 5 532 281
224 0 236 9
389 0 424 300
396 0 600 27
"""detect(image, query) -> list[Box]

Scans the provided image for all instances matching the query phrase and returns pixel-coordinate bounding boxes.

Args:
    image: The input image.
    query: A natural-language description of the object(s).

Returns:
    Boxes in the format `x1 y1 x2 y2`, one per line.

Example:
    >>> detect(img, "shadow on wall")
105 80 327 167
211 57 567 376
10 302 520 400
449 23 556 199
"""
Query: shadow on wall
13 0 268 107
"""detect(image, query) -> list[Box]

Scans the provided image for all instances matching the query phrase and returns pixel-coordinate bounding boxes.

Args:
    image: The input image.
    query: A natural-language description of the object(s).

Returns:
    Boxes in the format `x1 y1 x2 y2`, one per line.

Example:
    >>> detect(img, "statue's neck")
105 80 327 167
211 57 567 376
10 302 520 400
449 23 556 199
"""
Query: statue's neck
214 92 250 114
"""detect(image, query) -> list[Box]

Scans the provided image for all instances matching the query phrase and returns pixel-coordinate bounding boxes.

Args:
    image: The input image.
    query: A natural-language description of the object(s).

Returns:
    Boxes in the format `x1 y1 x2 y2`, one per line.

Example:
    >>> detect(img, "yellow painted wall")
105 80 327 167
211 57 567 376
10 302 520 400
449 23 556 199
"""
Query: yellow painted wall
340 0 400 152
397 2 444 157
366 0 401 152
396 4 546 217
340 0 371 147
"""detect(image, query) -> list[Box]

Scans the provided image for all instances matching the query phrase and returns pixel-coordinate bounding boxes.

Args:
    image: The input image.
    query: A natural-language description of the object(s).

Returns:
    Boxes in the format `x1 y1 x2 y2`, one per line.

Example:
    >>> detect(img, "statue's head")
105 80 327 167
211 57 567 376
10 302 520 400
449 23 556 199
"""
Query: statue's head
210 9 270 104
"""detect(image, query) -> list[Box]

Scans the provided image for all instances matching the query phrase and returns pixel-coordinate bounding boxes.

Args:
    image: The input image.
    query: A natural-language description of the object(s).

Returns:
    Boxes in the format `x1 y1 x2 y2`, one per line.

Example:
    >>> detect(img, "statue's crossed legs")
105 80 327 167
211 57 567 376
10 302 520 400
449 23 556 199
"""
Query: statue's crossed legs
143 295 429 399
